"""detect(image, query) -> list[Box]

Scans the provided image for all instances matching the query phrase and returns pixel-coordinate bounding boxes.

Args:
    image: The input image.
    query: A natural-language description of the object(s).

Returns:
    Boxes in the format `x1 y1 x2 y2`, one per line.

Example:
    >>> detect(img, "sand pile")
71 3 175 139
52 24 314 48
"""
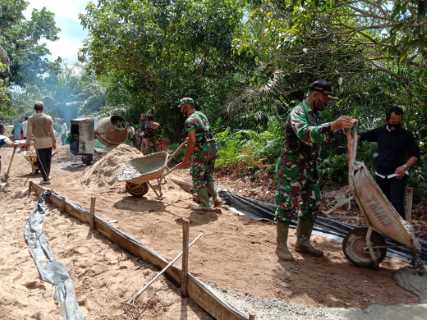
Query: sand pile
82 144 142 187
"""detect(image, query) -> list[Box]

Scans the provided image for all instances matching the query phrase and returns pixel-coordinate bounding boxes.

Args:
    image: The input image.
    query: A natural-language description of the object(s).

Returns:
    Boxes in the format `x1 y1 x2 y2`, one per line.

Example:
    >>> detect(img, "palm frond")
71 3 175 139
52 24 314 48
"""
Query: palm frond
225 69 304 116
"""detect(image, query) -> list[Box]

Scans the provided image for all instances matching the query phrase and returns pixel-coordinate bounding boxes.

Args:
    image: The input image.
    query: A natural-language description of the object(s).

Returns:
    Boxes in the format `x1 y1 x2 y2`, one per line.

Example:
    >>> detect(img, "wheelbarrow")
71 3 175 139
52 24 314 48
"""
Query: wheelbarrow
342 128 425 274
24 151 40 174
117 142 186 199
23 150 57 175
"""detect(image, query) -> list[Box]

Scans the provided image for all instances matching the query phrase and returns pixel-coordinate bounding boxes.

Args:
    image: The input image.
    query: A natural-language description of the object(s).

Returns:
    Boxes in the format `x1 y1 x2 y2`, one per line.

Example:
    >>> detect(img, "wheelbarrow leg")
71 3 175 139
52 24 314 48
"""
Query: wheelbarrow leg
148 180 163 200
411 248 425 275
366 227 380 269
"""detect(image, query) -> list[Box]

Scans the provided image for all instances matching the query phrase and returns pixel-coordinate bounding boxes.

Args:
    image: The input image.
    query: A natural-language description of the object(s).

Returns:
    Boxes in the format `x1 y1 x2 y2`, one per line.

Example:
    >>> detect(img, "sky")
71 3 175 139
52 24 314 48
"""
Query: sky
24 0 91 64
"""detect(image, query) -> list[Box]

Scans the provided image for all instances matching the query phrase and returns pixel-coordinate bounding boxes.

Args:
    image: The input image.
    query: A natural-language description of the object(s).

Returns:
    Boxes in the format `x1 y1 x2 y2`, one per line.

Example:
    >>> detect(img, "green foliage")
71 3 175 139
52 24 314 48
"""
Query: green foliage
215 118 282 172
0 0 59 85
0 0 59 119
75 0 427 199
319 153 348 186
80 0 251 138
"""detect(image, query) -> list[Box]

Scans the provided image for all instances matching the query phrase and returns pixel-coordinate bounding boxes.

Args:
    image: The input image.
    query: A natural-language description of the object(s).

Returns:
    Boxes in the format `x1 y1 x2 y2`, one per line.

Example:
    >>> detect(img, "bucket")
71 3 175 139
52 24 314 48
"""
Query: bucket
95 115 128 147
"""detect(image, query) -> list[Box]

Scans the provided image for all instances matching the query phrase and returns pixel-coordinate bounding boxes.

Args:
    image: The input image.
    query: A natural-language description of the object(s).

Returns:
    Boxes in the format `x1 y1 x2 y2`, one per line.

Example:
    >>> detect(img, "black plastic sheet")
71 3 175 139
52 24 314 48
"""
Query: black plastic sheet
24 191 84 320
219 191 427 263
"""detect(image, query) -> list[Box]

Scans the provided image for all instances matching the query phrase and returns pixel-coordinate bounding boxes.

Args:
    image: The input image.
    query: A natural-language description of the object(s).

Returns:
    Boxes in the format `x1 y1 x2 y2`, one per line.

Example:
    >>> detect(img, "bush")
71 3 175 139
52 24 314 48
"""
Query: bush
214 118 282 174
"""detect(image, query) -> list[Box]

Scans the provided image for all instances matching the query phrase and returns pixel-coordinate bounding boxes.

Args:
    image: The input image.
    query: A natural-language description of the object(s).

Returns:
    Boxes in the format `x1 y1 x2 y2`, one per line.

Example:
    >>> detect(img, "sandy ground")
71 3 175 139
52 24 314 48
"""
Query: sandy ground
0 145 420 318
0 147 209 320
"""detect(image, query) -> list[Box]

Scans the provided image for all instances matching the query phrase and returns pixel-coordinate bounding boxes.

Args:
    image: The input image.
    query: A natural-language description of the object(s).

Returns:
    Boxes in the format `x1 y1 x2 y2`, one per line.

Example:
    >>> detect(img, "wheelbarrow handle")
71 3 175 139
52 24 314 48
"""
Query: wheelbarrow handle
162 141 188 179
168 141 187 162
162 162 182 179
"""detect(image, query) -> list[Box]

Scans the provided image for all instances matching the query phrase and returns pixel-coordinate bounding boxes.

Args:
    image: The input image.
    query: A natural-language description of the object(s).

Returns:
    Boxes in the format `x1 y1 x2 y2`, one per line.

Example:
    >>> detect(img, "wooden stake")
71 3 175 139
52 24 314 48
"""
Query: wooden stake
249 315 256 320
89 197 96 230
181 219 190 297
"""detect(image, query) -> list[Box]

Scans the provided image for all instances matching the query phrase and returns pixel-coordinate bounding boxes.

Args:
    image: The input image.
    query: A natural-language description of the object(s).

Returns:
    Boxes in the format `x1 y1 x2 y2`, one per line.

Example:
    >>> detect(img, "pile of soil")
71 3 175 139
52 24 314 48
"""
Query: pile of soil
81 144 142 187
217 170 275 202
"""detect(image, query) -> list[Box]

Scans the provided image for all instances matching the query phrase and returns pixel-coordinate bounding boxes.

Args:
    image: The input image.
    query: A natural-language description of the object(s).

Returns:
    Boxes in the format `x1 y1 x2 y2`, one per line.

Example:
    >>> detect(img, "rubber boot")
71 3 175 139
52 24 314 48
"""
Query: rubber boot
192 188 211 209
295 219 323 257
276 221 294 261
207 180 222 207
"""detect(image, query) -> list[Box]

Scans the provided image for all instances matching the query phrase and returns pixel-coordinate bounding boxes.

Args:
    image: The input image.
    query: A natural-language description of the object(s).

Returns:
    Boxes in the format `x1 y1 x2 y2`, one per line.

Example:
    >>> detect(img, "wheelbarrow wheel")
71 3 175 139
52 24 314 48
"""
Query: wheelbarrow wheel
343 227 387 268
126 181 149 197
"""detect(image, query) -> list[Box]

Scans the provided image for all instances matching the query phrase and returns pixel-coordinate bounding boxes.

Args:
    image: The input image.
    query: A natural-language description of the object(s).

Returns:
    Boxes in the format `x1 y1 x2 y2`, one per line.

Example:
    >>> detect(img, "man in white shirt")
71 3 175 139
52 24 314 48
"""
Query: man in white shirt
22 116 28 139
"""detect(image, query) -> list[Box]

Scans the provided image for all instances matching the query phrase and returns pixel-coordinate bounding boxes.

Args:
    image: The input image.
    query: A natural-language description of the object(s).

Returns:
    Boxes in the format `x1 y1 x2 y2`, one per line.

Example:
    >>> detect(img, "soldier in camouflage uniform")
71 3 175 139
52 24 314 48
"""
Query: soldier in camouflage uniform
139 113 160 154
177 97 221 211
275 80 355 261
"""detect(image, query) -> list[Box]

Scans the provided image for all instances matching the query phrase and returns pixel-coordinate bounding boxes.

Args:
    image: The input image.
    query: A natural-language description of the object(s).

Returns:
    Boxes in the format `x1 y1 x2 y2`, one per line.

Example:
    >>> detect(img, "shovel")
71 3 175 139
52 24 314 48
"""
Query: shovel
0 146 17 191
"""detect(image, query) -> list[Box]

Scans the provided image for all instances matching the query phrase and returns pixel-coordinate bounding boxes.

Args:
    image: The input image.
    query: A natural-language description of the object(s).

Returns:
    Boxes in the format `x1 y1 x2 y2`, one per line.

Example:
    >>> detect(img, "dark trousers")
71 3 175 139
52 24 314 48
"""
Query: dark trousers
36 148 52 181
375 175 407 218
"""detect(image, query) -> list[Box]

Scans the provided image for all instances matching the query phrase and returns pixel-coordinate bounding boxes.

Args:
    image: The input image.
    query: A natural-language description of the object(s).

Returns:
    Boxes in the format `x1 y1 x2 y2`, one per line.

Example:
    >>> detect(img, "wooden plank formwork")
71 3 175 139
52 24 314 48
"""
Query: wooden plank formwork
29 182 249 320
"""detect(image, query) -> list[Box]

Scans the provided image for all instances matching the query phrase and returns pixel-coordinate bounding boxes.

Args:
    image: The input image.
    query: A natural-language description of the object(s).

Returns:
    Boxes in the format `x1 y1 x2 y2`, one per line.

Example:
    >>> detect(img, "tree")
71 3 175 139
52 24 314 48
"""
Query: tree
80 0 250 136
0 0 59 84
0 0 59 119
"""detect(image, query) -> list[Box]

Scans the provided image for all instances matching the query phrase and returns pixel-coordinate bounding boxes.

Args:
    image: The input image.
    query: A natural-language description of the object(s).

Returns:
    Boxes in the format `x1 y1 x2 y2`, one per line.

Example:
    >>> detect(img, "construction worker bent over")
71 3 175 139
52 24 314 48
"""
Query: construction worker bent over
176 97 221 211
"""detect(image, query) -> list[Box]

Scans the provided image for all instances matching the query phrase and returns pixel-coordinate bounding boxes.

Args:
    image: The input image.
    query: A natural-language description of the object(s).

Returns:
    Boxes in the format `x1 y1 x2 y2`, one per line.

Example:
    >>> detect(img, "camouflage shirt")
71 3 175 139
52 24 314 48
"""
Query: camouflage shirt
185 111 212 152
283 100 332 163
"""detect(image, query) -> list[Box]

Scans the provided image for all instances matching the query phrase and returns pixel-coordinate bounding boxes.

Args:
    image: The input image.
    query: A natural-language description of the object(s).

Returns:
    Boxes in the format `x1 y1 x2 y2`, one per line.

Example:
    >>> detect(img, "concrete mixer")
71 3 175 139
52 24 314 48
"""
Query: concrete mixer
70 115 128 165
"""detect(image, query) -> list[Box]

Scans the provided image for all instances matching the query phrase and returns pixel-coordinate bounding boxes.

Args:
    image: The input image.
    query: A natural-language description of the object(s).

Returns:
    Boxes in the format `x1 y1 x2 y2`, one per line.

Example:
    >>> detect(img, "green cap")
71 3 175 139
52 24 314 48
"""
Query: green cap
177 97 195 108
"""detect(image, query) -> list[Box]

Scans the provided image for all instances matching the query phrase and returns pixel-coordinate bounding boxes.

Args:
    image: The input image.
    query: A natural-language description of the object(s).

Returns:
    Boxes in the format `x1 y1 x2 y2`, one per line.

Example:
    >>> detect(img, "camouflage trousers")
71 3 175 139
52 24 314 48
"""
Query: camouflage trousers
274 154 321 225
191 152 215 195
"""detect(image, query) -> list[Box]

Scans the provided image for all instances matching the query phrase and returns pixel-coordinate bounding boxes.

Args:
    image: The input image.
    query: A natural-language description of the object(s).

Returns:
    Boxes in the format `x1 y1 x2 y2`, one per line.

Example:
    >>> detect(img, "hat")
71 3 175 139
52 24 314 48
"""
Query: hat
177 97 195 108
309 80 337 99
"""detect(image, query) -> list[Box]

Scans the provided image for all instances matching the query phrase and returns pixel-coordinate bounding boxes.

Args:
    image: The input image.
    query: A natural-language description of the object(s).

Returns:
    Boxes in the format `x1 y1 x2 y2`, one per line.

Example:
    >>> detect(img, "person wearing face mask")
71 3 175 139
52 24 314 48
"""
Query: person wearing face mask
176 97 221 211
139 113 160 154
359 106 419 219
275 80 356 261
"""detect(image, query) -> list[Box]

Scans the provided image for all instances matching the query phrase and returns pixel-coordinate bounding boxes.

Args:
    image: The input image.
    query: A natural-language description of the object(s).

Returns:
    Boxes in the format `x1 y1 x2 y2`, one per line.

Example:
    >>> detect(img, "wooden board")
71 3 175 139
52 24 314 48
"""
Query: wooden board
29 182 249 320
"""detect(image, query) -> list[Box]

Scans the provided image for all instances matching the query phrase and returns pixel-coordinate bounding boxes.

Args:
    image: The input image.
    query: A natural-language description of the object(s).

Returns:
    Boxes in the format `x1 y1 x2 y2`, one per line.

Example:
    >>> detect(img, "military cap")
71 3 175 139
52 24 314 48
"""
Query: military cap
177 97 195 108
309 80 337 99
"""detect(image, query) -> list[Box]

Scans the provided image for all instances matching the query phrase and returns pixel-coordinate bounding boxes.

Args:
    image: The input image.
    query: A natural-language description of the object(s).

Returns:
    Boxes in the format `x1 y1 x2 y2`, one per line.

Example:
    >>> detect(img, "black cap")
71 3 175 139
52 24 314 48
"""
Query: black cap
309 80 337 99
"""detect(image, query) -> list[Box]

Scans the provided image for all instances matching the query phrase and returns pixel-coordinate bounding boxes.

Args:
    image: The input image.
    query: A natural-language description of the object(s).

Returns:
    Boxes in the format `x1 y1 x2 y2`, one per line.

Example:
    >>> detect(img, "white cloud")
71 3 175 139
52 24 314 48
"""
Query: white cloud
25 0 88 21
25 0 91 63
44 37 83 63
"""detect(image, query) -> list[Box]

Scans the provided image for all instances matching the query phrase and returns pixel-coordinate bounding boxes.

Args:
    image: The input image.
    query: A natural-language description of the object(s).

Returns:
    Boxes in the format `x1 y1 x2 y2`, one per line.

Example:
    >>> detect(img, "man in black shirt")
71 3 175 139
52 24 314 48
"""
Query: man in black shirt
359 106 420 218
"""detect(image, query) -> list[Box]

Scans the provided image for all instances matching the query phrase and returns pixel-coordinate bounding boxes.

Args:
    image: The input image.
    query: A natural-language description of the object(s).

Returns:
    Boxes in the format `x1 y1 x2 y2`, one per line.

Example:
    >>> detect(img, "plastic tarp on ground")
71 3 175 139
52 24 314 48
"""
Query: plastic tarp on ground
219 191 427 263
24 191 84 320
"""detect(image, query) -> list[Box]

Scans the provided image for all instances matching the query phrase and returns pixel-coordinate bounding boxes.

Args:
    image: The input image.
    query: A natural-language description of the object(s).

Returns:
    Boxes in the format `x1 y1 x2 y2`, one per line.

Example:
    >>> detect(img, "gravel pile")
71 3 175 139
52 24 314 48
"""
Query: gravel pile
208 285 352 320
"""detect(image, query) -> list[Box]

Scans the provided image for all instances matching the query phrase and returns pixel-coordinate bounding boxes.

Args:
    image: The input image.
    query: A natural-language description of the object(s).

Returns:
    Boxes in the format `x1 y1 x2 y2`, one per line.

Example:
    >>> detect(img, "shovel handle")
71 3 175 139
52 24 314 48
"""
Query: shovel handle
4 146 17 180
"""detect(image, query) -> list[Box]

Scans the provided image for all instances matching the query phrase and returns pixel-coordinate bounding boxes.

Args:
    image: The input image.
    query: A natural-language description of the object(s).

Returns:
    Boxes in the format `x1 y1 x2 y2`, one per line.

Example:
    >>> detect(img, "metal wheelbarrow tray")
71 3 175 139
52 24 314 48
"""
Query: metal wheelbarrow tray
342 130 424 273
117 151 170 199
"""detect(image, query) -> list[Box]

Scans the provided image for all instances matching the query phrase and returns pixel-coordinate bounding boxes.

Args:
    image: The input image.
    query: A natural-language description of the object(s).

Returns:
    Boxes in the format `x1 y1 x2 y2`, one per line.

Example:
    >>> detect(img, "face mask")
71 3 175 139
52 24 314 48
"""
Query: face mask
388 123 401 130
312 99 325 112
